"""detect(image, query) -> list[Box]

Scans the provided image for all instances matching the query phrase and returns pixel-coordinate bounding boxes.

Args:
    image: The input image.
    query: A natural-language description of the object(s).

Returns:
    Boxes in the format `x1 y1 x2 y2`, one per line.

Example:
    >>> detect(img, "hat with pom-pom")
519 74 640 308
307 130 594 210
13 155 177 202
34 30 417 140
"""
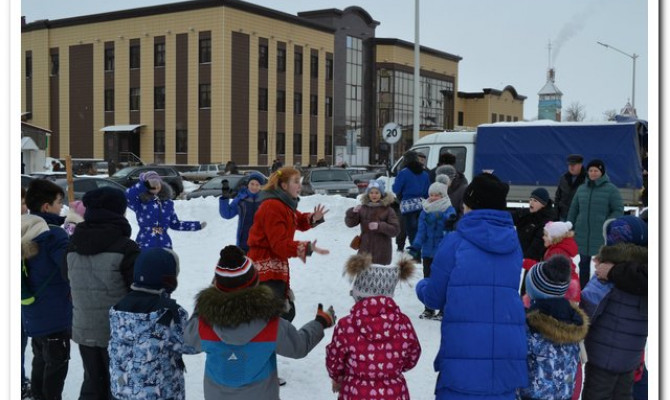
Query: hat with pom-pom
345 254 415 301
525 255 572 300
544 221 573 242
429 174 450 198
214 245 259 292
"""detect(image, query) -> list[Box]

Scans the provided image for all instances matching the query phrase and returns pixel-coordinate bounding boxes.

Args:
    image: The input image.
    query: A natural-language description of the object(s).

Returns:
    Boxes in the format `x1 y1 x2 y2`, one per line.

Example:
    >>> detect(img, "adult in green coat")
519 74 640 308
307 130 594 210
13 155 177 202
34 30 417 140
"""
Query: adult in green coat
567 159 623 288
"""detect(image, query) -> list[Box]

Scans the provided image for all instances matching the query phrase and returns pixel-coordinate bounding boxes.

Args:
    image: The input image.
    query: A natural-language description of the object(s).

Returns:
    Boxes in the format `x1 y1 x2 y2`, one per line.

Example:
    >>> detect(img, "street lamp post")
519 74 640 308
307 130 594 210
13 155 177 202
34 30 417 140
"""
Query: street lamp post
597 41 638 111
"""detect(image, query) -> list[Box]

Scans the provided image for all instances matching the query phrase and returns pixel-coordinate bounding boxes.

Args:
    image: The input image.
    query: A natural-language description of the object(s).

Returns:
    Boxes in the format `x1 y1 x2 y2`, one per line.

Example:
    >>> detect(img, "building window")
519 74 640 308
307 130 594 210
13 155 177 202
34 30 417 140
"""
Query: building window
293 133 302 155
491 113 497 122
104 48 115 71
50 54 59 76
129 45 140 69
259 88 268 111
310 54 318 78
154 130 165 153
277 48 286 72
310 95 318 116
154 86 165 110
25 54 32 79
199 38 211 63
310 134 317 156
258 131 268 155
259 44 268 69
277 132 285 155
458 111 464 126
325 58 333 80
104 89 114 112
325 96 333 117
380 75 390 92
345 36 363 133
129 88 140 111
199 84 211 108
325 134 332 156
154 43 166 67
513 116 519 122
294 92 302 115
506 115 512 122
276 90 285 113
176 129 188 153
294 51 302 75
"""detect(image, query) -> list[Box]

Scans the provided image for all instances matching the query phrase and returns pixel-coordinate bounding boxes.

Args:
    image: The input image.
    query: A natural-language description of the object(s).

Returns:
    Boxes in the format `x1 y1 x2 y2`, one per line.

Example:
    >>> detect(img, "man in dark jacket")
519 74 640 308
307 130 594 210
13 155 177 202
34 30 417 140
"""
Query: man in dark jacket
23 179 71 400
66 187 140 400
554 154 587 221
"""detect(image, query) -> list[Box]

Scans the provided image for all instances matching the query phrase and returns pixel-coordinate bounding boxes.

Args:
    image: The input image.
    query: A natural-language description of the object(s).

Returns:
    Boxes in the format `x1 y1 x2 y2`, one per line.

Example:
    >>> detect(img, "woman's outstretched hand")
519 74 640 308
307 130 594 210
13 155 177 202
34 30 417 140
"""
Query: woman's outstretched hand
311 240 330 255
312 204 329 222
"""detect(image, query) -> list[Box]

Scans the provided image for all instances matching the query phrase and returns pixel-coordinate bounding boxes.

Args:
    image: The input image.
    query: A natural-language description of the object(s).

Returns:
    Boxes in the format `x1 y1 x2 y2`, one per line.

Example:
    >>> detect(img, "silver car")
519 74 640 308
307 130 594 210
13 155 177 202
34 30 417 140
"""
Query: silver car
301 168 359 198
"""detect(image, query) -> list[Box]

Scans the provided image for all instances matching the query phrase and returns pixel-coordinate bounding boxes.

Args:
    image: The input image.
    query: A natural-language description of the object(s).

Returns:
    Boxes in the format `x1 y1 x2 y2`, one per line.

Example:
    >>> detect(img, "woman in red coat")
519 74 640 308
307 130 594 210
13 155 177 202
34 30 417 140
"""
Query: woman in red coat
247 166 329 321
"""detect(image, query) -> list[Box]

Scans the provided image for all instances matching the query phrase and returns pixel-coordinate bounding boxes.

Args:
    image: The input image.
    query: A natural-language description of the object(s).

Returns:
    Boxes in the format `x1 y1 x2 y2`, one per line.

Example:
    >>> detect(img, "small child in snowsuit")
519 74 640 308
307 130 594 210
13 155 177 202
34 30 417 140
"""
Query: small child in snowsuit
108 247 197 400
408 174 456 320
126 170 206 249
344 179 400 265
519 255 589 400
184 245 336 400
219 172 267 253
326 254 421 399
63 200 86 236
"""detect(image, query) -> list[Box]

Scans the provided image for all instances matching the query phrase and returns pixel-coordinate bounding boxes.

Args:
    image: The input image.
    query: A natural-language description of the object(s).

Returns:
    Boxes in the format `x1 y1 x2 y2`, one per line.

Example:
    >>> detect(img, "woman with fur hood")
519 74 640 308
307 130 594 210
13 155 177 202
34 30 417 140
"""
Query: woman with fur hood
126 170 206 249
519 255 589 400
326 254 421 399
184 245 336 400
344 179 400 265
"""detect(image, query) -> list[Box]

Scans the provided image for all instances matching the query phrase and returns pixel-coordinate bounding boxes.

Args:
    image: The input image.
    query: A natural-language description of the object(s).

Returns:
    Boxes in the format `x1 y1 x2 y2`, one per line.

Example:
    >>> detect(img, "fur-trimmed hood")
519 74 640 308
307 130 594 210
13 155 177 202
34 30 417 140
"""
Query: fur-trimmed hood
360 191 395 207
194 285 285 328
597 242 647 265
21 214 50 260
527 300 589 344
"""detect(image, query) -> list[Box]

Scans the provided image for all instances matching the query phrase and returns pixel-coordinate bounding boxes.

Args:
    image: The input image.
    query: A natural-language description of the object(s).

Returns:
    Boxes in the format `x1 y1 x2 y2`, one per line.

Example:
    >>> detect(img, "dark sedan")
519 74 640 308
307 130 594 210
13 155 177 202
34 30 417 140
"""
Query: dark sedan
54 177 127 201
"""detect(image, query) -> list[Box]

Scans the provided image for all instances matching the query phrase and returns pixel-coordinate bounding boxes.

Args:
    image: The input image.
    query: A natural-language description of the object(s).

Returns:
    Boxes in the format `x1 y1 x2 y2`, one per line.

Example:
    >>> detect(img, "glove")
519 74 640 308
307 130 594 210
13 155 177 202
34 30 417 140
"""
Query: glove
200 221 207 229
368 222 379 231
315 303 336 328
220 180 237 199
139 171 161 189
407 246 421 262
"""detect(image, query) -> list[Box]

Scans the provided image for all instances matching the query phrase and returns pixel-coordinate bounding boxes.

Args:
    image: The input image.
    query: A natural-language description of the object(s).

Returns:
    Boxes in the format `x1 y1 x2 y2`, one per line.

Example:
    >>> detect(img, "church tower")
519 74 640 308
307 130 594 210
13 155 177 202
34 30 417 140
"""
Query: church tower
538 43 563 121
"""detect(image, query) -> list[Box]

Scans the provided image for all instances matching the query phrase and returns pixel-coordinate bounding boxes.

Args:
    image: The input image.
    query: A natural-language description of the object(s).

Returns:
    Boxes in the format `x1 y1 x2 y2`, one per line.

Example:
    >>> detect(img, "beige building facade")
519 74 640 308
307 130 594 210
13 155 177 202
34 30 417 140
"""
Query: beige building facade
456 86 526 130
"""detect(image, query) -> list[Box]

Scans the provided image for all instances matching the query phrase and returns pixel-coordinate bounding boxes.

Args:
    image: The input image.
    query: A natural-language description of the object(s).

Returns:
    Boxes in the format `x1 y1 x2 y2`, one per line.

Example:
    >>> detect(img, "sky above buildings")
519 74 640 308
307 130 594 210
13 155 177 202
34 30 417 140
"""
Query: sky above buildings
19 0 655 121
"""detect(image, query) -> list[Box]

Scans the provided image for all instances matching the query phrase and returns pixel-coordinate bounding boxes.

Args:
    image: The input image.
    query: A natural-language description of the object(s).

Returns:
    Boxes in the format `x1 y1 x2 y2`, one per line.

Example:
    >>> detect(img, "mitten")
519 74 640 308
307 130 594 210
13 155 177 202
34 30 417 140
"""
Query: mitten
353 205 362 213
368 222 379 231
200 221 207 229
220 180 237 199
139 171 162 188
407 246 421 262
315 303 336 328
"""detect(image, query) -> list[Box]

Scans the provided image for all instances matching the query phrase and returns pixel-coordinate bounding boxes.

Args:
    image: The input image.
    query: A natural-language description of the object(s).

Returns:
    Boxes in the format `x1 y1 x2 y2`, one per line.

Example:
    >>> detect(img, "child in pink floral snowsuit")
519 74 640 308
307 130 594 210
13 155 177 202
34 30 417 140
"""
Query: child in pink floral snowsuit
326 254 420 400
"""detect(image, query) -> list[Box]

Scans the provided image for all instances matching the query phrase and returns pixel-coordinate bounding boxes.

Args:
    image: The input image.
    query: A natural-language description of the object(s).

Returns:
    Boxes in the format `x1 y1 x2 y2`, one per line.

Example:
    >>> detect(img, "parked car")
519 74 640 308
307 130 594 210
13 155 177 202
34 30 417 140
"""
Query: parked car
301 167 359 198
186 174 247 200
346 169 384 193
29 171 69 181
54 177 127 201
108 165 184 199
180 164 227 182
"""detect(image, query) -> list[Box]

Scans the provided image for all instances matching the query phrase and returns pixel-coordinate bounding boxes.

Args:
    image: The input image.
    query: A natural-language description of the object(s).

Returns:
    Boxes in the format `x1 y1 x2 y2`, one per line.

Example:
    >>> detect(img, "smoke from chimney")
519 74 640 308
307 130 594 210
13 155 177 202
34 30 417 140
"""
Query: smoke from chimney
552 0 605 63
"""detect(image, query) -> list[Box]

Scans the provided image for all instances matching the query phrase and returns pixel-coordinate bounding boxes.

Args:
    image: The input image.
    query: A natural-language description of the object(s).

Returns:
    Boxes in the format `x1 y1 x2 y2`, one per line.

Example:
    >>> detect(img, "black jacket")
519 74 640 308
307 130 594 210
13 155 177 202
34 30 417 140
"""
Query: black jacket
554 168 587 221
511 204 556 261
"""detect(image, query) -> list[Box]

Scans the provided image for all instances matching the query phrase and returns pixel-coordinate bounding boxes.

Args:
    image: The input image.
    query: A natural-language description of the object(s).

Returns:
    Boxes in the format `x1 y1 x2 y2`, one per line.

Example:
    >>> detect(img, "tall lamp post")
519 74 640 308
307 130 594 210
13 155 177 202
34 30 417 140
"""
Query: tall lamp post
597 41 638 111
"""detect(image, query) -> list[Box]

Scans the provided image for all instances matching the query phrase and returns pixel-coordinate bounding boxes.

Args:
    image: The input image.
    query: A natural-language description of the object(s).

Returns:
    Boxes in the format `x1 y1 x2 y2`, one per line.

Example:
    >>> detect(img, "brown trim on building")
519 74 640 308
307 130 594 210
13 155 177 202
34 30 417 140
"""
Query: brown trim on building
198 109 210 163
25 50 33 115
104 42 115 126
176 153 188 164
374 38 462 62
175 33 188 131
69 44 94 157
49 47 59 157
231 31 250 165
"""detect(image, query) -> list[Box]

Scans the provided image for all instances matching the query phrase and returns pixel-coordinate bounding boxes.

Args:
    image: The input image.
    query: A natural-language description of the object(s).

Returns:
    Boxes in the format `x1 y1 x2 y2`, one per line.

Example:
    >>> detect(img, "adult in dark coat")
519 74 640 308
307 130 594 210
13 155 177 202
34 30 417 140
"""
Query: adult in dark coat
554 154 587 221
428 153 456 183
436 164 468 216
511 187 556 262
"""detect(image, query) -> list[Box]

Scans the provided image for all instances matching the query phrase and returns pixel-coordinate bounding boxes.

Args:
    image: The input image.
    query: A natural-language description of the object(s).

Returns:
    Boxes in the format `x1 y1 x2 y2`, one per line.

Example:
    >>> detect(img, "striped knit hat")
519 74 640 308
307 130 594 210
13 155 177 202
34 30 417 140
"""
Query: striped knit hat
525 255 571 300
214 245 259 292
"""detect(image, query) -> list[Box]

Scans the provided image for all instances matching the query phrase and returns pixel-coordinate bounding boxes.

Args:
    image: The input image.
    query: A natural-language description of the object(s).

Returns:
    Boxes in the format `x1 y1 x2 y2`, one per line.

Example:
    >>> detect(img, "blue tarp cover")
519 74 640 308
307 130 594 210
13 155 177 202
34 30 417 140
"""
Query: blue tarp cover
473 123 643 188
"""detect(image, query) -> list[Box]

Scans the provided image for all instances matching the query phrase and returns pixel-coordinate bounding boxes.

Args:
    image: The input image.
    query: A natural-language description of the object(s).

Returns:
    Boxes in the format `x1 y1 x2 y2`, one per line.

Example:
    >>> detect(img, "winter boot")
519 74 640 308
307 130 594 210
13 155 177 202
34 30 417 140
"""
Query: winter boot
432 311 443 321
419 309 434 319
21 380 32 399
278 377 287 386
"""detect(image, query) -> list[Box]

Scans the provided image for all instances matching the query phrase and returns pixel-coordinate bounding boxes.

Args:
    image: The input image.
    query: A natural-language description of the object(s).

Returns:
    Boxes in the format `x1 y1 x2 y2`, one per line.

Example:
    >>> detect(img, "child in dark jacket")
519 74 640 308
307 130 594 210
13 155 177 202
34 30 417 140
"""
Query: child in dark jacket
326 254 421 399
344 179 400 265
219 172 267 253
126 170 206 249
109 247 196 400
184 245 336 400
519 255 589 400
409 174 456 320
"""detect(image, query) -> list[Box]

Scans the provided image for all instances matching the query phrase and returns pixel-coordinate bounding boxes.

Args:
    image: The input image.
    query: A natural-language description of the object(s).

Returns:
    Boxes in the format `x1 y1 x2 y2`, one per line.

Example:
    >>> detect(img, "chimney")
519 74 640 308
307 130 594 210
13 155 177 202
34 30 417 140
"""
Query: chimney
547 68 555 83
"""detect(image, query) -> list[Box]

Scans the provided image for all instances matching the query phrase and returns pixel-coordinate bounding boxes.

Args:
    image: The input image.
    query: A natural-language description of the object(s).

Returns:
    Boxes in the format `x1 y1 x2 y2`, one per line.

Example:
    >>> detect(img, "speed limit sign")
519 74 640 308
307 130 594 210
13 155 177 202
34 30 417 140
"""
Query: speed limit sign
382 122 401 144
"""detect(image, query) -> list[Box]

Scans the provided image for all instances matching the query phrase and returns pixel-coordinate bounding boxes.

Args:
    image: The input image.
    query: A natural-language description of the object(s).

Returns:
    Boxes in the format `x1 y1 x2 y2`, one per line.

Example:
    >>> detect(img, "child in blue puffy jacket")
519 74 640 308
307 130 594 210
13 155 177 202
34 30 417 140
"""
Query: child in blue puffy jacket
409 174 455 320
219 173 266 253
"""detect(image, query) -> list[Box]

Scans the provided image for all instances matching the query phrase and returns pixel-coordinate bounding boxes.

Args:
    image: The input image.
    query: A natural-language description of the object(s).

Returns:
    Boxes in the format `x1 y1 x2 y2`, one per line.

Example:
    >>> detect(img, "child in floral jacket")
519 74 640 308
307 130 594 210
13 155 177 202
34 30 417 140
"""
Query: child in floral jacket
108 247 197 400
326 254 421 399
126 170 206 249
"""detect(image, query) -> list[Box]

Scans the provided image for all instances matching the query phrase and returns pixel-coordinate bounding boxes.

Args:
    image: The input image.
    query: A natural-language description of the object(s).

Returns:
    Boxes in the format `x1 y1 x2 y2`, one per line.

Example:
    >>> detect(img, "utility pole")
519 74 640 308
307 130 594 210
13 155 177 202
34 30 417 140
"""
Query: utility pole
597 41 638 111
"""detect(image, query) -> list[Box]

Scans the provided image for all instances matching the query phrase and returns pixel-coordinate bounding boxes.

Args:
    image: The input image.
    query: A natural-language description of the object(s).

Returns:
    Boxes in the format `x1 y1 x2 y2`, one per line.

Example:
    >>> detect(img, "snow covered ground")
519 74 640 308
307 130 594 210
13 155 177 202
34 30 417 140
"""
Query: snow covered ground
26 184 445 399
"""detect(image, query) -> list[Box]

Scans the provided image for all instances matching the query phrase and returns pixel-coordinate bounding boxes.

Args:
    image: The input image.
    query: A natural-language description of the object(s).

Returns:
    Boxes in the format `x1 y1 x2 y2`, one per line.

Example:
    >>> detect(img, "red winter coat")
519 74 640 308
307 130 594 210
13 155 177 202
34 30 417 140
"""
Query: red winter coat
247 196 314 294
544 237 581 303
326 296 421 400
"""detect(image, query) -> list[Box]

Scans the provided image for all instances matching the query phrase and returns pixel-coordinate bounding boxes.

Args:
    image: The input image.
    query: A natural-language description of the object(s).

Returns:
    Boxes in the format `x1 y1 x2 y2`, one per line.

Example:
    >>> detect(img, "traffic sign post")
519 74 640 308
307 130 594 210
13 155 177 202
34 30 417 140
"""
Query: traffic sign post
382 122 401 167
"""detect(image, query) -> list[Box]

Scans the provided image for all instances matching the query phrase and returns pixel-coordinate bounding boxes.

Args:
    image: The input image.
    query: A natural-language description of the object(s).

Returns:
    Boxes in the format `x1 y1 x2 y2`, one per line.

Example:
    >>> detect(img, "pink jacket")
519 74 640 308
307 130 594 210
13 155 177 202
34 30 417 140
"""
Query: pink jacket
325 296 421 400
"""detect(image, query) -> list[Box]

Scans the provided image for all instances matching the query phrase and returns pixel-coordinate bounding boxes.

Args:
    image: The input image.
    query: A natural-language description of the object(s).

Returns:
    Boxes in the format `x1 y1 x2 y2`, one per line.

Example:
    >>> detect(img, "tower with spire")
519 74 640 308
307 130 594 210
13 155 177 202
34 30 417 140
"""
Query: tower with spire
538 42 563 121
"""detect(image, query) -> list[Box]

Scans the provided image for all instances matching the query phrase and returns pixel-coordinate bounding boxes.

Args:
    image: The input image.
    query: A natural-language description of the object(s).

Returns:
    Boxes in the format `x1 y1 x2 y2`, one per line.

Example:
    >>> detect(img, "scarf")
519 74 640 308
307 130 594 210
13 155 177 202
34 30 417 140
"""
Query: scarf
260 188 299 211
422 196 452 213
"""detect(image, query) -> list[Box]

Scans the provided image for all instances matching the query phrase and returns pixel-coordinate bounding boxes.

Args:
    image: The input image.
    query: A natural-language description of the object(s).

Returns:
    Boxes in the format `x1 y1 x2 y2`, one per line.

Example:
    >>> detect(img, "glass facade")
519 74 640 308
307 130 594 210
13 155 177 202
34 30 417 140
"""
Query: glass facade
345 36 363 143
383 70 449 130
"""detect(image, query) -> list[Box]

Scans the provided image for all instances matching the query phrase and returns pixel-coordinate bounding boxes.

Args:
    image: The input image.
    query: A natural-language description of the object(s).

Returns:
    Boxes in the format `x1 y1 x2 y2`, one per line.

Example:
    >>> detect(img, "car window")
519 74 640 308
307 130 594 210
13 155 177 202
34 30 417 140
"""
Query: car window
97 179 122 189
112 166 134 178
75 180 97 192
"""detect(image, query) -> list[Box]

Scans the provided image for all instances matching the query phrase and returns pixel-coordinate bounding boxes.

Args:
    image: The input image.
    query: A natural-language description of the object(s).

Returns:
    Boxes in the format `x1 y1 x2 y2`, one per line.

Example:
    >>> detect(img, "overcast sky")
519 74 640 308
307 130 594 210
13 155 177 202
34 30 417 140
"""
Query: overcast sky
20 0 654 121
